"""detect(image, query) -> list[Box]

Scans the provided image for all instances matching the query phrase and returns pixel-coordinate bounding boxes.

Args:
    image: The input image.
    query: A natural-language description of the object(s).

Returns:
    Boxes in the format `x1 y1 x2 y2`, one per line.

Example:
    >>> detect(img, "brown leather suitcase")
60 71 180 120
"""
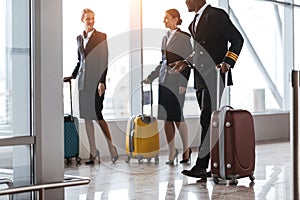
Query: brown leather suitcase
210 106 255 185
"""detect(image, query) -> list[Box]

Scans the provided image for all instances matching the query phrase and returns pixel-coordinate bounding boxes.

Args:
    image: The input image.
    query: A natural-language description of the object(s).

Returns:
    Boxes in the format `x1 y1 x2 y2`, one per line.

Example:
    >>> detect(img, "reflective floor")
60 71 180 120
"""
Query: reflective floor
65 140 291 200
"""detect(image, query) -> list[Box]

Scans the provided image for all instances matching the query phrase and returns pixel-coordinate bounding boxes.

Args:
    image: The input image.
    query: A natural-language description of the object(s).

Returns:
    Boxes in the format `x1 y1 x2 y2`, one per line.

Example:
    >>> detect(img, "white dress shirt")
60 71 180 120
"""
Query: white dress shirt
194 3 209 32
83 29 95 49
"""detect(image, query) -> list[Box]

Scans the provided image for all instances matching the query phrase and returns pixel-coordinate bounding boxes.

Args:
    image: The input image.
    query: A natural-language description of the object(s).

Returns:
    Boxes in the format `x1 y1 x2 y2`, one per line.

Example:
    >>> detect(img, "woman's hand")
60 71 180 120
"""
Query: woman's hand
169 61 188 73
98 83 106 96
179 86 186 95
63 75 74 82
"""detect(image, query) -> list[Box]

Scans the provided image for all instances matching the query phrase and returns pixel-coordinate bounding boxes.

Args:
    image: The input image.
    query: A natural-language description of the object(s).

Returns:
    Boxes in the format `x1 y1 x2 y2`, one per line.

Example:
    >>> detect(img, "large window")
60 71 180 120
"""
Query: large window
61 0 297 121
142 0 219 117
0 0 33 198
229 0 287 112
142 0 292 116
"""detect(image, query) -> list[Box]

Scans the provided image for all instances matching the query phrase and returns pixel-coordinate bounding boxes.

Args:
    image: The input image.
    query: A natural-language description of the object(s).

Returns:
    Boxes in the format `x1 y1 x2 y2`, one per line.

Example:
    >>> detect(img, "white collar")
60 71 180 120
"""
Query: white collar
83 29 95 39
196 3 209 18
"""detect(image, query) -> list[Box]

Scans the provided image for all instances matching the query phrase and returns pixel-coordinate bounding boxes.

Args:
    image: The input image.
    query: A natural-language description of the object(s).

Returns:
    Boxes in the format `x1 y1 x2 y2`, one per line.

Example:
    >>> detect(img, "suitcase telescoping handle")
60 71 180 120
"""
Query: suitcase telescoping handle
217 69 230 109
141 82 153 116
65 80 74 120
216 69 232 179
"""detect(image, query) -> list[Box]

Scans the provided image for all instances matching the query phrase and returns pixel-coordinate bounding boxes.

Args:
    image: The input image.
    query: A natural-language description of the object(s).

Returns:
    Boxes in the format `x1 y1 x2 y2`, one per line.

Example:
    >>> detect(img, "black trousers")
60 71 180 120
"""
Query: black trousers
196 88 212 169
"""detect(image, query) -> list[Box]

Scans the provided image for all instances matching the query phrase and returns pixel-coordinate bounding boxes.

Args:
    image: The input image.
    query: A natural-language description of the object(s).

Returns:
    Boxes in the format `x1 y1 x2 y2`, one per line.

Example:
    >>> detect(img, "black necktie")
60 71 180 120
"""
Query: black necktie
83 31 88 39
192 14 199 36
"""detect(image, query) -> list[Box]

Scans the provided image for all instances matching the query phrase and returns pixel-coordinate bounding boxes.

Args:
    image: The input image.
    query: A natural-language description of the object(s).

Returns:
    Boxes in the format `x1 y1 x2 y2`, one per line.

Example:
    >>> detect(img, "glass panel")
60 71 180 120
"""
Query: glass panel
0 0 31 134
63 0 131 120
229 0 285 112
295 4 300 68
142 0 202 116
0 0 33 199
0 1 7 125
0 145 31 200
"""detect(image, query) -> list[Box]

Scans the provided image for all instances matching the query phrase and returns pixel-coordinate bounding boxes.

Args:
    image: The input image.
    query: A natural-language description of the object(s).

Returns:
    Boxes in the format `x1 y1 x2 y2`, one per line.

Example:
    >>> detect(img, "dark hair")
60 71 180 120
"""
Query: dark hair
166 9 182 25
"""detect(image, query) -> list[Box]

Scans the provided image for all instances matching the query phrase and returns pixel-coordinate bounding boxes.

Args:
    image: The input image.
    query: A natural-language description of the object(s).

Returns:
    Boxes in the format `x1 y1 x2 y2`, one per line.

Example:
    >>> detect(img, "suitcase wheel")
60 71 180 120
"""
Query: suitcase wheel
66 158 72 165
249 174 255 182
212 175 219 184
229 179 238 185
76 157 81 164
155 155 159 164
125 156 130 163
138 158 143 164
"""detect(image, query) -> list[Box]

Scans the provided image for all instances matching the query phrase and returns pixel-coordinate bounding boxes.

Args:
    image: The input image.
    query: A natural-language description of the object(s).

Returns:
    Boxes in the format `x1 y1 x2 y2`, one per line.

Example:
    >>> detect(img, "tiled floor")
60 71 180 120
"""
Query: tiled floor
64 140 292 200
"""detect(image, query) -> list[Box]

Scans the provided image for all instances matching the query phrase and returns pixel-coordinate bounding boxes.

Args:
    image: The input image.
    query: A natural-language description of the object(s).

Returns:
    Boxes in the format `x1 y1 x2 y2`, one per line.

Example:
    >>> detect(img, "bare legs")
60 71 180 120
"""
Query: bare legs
84 119 118 163
175 121 190 160
97 119 119 162
85 119 97 158
164 121 176 160
164 121 189 162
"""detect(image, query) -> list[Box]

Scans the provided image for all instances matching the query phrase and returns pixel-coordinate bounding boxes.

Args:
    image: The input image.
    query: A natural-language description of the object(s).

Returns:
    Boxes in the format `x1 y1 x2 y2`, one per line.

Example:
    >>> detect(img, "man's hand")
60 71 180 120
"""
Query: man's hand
63 76 74 82
98 83 106 96
169 61 188 73
216 62 230 73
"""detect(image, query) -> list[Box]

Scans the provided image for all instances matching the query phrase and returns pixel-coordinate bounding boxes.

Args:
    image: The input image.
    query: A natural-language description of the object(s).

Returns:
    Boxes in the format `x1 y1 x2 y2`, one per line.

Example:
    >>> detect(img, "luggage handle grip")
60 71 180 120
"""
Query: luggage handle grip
217 69 230 109
141 82 153 116
64 80 74 121
220 105 233 110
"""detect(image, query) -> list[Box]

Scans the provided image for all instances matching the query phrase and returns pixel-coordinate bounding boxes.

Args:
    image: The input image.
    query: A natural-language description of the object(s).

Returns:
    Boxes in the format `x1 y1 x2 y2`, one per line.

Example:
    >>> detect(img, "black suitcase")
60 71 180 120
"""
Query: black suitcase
64 80 81 164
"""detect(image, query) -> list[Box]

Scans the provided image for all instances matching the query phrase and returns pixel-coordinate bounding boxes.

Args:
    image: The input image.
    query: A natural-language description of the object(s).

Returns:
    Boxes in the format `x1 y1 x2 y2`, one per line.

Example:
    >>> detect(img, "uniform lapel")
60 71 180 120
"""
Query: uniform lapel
77 35 85 59
194 6 210 40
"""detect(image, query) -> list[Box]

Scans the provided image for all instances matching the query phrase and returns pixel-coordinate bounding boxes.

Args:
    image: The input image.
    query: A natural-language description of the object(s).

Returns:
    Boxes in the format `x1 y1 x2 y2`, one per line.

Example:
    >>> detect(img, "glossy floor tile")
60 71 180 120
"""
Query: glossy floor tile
64 140 292 200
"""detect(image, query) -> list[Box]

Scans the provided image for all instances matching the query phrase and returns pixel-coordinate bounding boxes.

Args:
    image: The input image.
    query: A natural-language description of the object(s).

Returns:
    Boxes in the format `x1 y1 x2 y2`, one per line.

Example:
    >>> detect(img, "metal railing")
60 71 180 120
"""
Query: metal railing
0 178 14 200
0 175 90 200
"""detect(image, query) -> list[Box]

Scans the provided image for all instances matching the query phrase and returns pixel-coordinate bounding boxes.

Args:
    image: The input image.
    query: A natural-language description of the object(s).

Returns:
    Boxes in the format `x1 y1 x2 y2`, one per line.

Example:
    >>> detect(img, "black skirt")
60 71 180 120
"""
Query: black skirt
157 85 185 122
78 89 104 120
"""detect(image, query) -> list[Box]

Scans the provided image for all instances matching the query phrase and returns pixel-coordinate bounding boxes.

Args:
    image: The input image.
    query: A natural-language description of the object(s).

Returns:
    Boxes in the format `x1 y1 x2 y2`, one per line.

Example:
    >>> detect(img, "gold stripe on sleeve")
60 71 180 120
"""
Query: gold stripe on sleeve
225 51 238 61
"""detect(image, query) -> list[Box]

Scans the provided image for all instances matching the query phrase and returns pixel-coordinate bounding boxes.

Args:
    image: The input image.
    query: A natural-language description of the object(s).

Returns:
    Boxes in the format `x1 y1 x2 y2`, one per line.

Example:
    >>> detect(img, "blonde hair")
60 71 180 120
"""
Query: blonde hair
81 8 94 22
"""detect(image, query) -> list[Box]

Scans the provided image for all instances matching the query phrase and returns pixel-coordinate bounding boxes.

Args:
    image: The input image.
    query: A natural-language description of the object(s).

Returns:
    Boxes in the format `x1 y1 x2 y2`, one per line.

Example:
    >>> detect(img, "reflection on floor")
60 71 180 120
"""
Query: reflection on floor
64 140 291 200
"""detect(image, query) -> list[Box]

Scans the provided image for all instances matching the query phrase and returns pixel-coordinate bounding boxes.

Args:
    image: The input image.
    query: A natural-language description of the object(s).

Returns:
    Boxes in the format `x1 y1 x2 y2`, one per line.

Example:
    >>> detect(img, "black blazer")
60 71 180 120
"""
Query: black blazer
187 5 244 89
72 29 108 91
147 29 192 90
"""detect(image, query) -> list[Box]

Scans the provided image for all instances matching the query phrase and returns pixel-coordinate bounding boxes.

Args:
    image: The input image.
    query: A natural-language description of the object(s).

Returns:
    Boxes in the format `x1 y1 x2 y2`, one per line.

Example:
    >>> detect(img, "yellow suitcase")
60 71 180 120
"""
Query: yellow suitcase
125 114 159 163
125 83 160 163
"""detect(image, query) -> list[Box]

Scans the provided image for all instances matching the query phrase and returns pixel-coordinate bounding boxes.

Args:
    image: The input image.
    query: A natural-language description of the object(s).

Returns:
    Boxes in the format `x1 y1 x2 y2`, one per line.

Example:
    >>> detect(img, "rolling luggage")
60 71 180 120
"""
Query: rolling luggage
210 71 255 185
64 80 81 164
125 83 160 163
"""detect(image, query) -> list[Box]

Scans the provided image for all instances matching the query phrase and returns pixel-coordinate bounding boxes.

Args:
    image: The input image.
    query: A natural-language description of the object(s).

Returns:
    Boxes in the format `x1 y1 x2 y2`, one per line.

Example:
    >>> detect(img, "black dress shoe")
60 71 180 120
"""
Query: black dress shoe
181 167 207 178
180 148 192 164
85 160 95 165
206 171 211 177
196 177 207 183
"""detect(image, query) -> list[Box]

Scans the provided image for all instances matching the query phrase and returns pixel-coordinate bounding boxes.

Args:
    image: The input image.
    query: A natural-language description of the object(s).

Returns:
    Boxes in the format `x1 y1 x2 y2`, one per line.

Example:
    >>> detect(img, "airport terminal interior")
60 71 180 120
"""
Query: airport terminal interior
0 0 300 199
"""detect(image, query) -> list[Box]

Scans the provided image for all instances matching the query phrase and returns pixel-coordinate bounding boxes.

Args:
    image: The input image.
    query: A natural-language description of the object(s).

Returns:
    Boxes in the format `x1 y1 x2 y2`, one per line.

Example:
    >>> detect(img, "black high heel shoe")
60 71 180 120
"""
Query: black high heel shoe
180 148 192 163
165 148 179 165
111 146 119 163
85 149 100 165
